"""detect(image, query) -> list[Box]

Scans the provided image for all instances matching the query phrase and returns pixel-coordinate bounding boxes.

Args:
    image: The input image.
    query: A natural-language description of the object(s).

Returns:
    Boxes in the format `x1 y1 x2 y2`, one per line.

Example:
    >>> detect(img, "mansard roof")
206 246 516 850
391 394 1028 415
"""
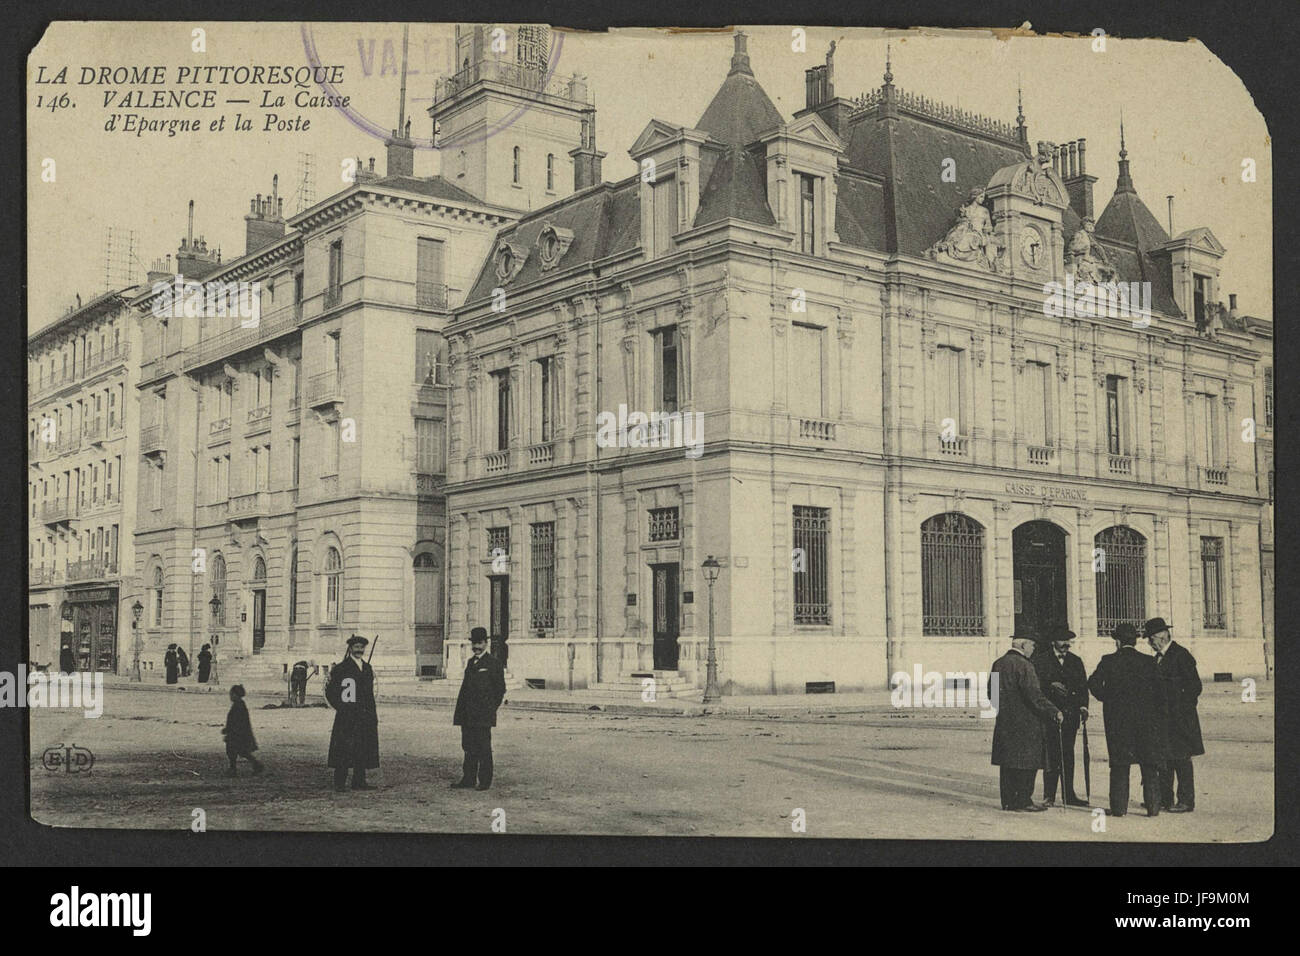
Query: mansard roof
694 144 776 228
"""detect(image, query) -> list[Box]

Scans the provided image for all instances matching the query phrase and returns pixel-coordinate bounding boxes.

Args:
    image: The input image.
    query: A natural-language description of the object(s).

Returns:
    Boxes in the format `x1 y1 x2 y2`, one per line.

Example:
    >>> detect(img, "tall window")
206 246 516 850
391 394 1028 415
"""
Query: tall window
654 327 680 414
532 357 555 443
288 548 299 626
1201 537 1226 629
512 146 521 185
530 522 555 629
1105 375 1124 455
291 437 300 487
1022 361 1052 447
210 554 227 627
415 417 444 473
414 552 443 627
323 418 341 475
416 238 446 309
494 370 511 451
651 177 676 256
416 329 440 384
921 513 985 635
792 505 831 625
322 546 342 624
798 173 817 254
546 153 555 191
1194 392 1223 467
790 323 825 418
1264 366 1273 429
1193 273 1210 329
327 330 341 376
327 239 343 296
151 566 164 628
935 345 964 437
1095 526 1146 636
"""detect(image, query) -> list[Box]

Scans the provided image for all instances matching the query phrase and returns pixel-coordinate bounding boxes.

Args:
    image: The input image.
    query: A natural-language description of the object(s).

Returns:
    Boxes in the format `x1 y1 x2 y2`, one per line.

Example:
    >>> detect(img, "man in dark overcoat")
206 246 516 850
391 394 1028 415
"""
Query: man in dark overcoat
164 644 179 684
197 643 212 683
990 632 1063 811
1031 625 1091 806
1087 623 1169 816
452 627 506 791
325 635 380 792
1145 618 1203 812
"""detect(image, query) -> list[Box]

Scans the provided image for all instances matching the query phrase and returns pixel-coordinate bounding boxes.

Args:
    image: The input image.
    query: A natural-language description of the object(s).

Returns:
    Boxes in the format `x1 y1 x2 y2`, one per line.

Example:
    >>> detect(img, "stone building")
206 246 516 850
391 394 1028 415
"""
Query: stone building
441 34 1269 693
28 289 141 674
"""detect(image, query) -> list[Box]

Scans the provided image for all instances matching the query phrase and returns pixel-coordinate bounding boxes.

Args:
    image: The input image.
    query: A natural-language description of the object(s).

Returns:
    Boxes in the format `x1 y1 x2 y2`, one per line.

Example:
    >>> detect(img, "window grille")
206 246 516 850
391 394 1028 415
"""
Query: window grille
793 505 831 625
921 513 986 635
1095 526 1146 636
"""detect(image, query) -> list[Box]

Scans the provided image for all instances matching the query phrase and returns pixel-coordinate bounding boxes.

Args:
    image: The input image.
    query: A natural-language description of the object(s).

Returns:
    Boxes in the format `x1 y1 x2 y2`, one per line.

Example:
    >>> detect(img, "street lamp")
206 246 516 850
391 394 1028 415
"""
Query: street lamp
701 555 722 705
208 595 222 684
130 599 144 682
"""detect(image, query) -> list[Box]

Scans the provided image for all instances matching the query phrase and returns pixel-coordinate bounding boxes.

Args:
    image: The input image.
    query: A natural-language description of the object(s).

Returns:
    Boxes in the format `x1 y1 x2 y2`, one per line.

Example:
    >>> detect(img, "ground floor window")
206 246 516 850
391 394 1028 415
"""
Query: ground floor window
921 512 986 635
1201 536 1226 629
1095 526 1146 636
530 522 555 629
793 505 831 625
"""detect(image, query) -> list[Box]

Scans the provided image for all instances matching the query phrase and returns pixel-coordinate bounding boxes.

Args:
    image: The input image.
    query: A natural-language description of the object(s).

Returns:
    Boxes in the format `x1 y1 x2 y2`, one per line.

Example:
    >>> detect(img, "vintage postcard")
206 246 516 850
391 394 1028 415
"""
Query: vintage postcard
24 21 1273 841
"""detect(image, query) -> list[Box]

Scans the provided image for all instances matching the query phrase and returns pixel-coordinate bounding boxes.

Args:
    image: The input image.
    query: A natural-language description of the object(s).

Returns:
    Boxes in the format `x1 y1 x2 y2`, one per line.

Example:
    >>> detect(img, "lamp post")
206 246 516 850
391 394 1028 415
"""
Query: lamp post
130 599 144 682
701 555 722 705
208 595 222 684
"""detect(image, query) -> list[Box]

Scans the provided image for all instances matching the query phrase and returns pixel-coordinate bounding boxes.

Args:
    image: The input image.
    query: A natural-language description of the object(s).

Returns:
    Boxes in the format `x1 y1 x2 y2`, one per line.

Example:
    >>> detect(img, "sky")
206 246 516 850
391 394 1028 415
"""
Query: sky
27 21 1272 334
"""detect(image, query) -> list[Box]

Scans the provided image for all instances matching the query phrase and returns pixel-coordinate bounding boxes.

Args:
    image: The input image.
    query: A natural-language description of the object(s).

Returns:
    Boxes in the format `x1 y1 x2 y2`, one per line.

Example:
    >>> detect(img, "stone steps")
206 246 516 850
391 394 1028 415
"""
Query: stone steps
572 670 700 700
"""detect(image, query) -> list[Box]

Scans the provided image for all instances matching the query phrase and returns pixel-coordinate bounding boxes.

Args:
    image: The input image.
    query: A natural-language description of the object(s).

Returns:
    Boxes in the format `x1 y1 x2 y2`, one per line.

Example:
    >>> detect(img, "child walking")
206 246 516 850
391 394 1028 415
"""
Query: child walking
222 685 264 776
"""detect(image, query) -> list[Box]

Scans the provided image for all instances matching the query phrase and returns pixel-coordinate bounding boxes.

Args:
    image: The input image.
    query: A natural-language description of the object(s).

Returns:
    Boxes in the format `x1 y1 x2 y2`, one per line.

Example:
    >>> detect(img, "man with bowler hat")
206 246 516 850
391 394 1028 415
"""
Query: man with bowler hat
1087 623 1169 816
1145 618 1203 812
452 627 506 791
325 635 380 792
990 632 1063 811
1031 624 1091 806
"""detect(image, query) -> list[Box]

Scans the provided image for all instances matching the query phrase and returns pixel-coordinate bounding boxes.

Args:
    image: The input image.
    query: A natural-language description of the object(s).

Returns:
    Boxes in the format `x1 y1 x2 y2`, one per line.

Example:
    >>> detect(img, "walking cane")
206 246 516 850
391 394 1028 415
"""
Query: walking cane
1081 713 1092 805
1057 718 1067 812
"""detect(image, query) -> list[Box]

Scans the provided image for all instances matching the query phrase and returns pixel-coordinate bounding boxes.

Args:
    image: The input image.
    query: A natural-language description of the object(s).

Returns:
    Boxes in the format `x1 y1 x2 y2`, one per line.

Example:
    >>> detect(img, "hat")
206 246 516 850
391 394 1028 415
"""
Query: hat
1112 623 1139 644
345 635 369 649
1047 624 1076 642
1142 618 1172 639
1010 631 1038 644
470 627 489 643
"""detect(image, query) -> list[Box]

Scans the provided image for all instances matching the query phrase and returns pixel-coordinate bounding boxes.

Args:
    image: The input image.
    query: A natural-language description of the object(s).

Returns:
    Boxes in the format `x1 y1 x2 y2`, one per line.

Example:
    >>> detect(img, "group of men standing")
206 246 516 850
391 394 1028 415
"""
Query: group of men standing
323 627 506 793
991 618 1204 817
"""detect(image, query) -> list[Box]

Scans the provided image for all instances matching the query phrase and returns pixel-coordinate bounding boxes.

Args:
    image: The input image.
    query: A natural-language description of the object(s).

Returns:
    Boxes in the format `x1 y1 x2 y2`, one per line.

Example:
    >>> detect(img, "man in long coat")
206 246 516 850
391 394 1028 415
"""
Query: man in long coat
1087 623 1169 816
1145 618 1203 812
1031 625 1091 806
452 627 506 791
325 635 380 792
164 644 179 684
990 632 1062 811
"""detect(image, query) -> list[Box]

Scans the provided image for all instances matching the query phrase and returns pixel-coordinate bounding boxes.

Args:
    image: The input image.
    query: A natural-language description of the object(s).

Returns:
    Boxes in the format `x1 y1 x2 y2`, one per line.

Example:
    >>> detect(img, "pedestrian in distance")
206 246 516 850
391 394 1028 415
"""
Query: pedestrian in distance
222 684 263 777
1145 618 1203 813
990 631 1063 812
452 627 506 792
59 644 75 674
197 644 212 683
164 644 179 685
290 660 312 706
1087 623 1169 817
177 645 190 678
1031 624 1091 806
325 635 380 792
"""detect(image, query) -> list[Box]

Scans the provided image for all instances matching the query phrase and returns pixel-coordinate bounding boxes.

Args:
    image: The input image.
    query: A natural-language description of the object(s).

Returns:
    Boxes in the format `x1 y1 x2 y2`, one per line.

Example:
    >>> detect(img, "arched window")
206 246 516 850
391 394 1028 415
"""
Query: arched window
414 551 443 627
151 565 164 628
512 146 521 185
921 513 986 635
546 153 555 191
1095 526 1146 636
211 554 227 627
322 546 342 624
288 548 299 626
252 556 267 582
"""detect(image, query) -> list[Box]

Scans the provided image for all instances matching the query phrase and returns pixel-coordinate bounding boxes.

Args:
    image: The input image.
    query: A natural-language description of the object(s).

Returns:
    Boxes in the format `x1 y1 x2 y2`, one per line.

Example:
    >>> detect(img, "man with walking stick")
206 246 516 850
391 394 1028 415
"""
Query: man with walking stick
990 631 1063 812
325 635 380 792
1031 625 1091 806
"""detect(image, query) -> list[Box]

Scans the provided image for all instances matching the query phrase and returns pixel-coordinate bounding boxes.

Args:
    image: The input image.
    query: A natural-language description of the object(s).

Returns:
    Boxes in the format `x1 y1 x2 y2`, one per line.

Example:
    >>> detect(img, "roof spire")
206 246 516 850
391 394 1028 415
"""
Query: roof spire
728 30 753 77
1115 110 1135 194
883 42 893 86
1015 80 1028 149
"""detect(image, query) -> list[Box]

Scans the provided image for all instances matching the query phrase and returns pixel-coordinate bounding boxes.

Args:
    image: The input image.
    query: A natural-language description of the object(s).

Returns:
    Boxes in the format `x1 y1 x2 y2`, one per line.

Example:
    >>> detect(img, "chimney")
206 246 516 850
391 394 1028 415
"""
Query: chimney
569 107 606 191
796 42 852 135
175 200 222 279
1060 137 1097 220
1229 293 1238 313
244 174 287 255
384 24 416 178
1167 195 1175 234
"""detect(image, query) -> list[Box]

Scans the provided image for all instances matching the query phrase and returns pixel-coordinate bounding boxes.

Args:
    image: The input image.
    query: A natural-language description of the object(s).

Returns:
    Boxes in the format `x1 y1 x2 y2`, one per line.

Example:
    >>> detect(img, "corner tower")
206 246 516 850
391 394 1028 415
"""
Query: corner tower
431 24 595 212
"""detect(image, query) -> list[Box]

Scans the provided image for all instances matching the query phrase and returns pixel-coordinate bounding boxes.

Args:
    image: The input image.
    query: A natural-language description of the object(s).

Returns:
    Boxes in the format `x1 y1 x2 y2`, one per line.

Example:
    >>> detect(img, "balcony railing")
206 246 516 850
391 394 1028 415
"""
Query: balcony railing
247 405 271 429
42 500 73 524
67 558 119 582
528 441 554 465
798 418 837 441
415 473 440 495
230 491 269 519
484 451 509 474
140 422 164 453
82 419 103 443
323 285 342 310
1108 454 1133 476
305 370 343 407
938 435 969 457
84 341 130 376
29 566 60 586
416 281 449 311
1028 445 1055 466
434 59 592 106
209 417 231 437
1202 466 1228 487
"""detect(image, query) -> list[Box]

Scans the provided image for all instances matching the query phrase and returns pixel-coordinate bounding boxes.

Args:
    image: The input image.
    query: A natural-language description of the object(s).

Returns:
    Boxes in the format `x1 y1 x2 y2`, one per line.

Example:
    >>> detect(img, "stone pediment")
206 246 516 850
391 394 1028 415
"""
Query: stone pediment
1170 226 1226 257
987 158 1067 208
628 119 687 158
783 113 844 152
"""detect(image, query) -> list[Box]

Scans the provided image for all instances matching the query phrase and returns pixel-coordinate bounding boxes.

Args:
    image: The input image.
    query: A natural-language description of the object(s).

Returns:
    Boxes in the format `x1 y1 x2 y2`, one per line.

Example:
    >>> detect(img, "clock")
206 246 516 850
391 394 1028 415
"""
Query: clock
1019 225 1046 269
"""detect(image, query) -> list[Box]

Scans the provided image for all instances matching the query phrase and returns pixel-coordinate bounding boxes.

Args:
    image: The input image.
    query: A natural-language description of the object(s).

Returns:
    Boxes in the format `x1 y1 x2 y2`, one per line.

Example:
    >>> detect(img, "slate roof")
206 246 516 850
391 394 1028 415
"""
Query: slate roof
694 145 776 228
1094 163 1181 317
696 62 785 147
370 174 484 206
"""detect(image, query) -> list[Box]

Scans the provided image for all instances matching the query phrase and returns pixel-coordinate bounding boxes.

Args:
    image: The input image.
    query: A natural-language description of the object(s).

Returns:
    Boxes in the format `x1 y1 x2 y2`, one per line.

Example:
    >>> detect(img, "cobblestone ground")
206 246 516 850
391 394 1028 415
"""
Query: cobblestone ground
30 684 1272 841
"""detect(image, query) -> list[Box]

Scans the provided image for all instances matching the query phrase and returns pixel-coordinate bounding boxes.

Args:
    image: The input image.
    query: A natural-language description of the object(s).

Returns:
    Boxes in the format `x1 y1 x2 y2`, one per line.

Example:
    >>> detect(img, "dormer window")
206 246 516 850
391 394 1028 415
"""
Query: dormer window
651 177 676 256
798 173 818 254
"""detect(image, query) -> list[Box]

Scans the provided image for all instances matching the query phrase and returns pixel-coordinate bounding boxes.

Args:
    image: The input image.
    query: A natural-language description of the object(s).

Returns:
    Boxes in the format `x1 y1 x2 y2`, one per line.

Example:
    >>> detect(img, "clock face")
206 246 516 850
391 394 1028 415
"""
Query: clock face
1019 226 1045 268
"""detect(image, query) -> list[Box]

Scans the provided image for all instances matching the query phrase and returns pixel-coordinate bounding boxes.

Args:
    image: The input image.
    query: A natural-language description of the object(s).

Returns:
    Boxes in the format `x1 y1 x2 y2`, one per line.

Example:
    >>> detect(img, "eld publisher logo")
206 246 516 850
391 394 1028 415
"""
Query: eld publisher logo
42 744 94 773
49 887 151 936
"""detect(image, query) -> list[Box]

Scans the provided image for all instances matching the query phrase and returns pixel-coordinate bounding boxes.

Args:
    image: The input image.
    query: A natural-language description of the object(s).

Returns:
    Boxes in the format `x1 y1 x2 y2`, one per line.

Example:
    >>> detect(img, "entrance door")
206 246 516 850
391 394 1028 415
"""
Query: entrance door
1012 521 1068 639
651 563 680 670
488 575 509 665
252 590 266 652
